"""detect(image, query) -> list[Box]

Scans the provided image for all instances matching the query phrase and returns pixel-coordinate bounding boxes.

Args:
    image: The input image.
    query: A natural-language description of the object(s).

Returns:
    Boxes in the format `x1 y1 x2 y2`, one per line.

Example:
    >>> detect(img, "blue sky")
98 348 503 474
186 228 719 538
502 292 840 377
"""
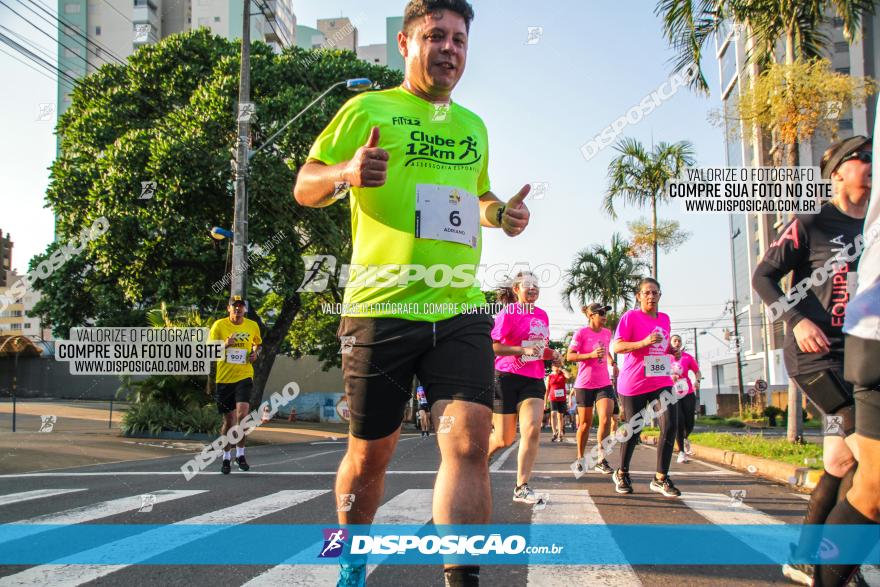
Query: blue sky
0 0 734 365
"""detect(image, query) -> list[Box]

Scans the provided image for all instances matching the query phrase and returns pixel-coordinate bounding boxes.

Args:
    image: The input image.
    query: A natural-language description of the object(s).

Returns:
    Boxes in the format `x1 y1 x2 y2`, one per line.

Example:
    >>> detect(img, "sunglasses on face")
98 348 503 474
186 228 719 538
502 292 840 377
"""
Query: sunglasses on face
590 310 606 317
841 151 872 165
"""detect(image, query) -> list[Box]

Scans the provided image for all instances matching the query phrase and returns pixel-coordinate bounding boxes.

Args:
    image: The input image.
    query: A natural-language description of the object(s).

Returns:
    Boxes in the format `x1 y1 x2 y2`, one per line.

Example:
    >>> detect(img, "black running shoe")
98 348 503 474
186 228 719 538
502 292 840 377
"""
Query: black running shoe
221 459 231 475
649 476 681 497
613 469 632 494
236 455 249 471
594 459 614 475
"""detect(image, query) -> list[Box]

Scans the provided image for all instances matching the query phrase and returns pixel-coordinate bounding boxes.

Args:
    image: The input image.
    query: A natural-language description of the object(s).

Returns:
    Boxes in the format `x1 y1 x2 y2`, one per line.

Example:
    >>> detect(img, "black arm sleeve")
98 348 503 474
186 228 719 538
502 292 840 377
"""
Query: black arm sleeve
752 259 808 327
752 217 810 328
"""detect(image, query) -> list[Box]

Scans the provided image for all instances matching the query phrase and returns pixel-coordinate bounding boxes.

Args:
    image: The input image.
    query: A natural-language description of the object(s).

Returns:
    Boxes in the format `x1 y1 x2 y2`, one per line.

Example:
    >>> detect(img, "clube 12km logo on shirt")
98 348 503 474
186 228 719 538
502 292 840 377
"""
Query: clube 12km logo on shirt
317 529 532 557
403 131 482 169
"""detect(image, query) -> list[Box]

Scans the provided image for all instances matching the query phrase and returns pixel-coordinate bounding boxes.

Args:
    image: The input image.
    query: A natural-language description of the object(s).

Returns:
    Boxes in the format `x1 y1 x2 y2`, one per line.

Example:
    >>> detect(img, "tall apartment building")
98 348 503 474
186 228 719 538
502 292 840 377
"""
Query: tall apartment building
0 233 52 342
0 230 11 288
296 15 404 73
709 15 880 392
56 0 295 117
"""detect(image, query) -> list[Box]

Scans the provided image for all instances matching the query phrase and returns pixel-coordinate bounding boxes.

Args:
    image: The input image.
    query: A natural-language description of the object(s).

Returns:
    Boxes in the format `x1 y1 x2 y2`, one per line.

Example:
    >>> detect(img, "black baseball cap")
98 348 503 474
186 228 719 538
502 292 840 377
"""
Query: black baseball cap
584 303 611 314
228 295 246 306
821 135 872 179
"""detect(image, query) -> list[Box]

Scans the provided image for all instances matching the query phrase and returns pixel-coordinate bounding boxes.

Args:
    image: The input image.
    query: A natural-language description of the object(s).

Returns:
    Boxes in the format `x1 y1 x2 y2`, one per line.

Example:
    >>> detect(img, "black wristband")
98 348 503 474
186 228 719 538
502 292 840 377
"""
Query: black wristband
496 204 506 226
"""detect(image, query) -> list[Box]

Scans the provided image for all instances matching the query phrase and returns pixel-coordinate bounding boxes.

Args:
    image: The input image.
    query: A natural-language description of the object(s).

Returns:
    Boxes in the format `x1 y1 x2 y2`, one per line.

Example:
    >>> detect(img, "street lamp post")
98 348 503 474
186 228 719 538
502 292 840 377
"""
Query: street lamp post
730 228 746 417
226 77 373 302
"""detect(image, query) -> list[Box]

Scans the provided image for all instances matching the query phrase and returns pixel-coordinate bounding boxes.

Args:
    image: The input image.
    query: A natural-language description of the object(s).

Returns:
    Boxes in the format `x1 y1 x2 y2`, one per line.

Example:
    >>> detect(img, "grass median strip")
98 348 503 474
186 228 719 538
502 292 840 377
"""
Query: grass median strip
641 429 823 469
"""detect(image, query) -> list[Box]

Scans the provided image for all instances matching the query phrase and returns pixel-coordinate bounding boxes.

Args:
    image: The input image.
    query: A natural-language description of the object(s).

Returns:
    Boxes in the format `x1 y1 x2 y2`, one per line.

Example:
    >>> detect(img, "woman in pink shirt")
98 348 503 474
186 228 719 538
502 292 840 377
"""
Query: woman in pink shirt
610 277 682 497
670 334 702 463
487 271 559 505
567 303 617 475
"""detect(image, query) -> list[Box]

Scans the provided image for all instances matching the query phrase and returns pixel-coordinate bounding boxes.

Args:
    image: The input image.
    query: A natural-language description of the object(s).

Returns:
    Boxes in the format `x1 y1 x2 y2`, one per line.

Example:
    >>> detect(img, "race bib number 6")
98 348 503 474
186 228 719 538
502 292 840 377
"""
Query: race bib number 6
225 348 247 365
644 355 671 377
414 184 479 248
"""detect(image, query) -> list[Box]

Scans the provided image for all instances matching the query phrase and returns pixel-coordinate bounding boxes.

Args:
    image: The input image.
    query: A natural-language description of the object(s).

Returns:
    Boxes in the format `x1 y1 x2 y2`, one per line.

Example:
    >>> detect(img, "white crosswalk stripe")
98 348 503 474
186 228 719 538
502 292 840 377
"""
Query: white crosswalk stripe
0 489 85 507
0 490 327 586
682 492 880 586
526 489 641 586
0 490 205 548
244 488 435 586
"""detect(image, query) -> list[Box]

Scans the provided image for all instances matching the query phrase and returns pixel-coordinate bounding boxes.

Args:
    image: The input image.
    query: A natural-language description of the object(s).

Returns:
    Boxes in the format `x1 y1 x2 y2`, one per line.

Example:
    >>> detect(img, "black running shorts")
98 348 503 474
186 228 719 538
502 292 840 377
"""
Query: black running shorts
338 314 495 440
551 400 567 413
575 385 615 408
215 378 253 415
493 371 546 415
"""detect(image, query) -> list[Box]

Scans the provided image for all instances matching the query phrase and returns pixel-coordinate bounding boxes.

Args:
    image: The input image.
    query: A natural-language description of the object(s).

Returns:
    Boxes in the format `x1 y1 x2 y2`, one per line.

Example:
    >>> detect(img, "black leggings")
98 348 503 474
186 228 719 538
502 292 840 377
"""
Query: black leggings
619 387 677 475
676 393 696 451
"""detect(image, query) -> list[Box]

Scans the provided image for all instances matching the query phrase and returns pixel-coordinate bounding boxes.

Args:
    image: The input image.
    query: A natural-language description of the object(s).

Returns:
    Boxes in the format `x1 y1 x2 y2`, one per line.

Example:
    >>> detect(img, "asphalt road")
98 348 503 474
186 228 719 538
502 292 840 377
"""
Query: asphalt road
0 430 874 587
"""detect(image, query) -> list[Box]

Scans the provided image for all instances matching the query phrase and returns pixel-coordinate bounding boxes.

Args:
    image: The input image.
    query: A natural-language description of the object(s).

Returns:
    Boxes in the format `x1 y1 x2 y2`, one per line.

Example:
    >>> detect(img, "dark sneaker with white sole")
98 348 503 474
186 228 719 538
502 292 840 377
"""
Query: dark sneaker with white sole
649 476 681 497
594 459 614 475
221 459 231 475
236 455 250 471
612 469 632 494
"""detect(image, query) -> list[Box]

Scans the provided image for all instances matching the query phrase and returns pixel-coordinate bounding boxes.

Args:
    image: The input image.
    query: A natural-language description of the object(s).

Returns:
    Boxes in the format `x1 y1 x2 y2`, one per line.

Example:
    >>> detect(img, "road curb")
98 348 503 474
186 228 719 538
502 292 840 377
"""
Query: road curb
640 434 821 491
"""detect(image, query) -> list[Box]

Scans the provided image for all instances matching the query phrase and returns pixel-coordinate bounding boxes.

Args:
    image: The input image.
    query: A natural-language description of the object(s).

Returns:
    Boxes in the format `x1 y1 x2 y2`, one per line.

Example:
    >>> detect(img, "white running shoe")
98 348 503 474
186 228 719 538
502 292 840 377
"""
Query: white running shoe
677 451 689 464
513 483 541 504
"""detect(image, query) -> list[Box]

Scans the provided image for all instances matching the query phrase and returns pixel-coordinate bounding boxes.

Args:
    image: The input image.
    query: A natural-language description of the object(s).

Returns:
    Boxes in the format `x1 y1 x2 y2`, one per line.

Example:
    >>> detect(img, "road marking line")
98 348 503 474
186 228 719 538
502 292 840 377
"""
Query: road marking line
0 468 738 478
243 489 434 586
0 489 85 507
680 492 784 526
0 490 328 586
639 443 741 475
0 490 205 547
683 492 880 583
526 489 641 586
490 440 519 472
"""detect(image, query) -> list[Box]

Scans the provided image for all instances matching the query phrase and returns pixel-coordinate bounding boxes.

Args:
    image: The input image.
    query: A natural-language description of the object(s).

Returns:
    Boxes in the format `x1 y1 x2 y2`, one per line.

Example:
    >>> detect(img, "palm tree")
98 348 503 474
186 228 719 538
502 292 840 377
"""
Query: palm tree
561 234 648 315
655 0 877 165
602 137 695 280
655 0 874 93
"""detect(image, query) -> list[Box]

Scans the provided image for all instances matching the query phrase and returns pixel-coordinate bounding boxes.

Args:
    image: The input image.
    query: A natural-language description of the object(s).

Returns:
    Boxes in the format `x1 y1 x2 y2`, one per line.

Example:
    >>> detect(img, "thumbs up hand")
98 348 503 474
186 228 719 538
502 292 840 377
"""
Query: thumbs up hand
344 126 389 188
500 184 531 236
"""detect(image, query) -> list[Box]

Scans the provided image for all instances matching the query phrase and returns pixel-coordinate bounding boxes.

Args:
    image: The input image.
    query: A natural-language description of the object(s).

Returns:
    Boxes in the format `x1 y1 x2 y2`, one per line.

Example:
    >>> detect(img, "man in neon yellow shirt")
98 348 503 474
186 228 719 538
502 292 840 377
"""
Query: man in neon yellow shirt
295 1 531 585
208 295 262 474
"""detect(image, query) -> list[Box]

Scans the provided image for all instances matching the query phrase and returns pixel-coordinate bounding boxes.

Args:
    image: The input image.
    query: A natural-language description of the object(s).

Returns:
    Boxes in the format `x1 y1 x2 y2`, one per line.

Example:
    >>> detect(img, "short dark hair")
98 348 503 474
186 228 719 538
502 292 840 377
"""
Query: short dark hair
403 0 474 34
638 277 661 292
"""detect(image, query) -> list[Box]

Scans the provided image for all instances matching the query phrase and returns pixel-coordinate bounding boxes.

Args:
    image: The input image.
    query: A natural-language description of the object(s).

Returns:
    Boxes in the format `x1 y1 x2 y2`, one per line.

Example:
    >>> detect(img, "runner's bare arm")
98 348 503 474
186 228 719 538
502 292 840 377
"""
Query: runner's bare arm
293 160 351 208
294 127 388 208
566 349 598 362
612 335 657 354
493 341 529 356
479 185 531 236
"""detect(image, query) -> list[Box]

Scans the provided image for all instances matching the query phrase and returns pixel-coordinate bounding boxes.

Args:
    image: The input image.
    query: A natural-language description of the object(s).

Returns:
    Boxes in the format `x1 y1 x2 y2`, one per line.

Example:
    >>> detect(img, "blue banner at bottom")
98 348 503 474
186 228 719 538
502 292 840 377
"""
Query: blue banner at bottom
0 524 877 565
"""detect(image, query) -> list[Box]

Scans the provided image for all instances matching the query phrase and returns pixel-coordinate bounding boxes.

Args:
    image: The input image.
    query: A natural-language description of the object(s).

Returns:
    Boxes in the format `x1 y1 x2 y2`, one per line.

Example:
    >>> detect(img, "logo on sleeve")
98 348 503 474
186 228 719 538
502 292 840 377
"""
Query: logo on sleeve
771 220 800 249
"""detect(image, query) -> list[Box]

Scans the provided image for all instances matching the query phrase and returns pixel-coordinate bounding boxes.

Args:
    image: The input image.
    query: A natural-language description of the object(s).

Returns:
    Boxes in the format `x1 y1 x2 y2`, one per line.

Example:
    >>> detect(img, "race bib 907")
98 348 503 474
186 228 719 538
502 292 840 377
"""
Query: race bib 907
225 348 247 365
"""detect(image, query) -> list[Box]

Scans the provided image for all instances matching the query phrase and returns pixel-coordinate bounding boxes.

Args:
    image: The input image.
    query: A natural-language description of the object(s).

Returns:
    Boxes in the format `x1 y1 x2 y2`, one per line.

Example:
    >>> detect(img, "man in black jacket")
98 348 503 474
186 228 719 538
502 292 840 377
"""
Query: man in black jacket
752 136 871 586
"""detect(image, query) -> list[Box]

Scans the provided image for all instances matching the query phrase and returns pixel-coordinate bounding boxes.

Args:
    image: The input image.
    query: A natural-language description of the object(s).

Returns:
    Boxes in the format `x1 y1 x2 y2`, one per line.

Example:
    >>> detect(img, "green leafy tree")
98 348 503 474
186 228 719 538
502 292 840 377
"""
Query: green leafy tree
656 0 878 164
603 138 695 279
560 233 648 315
655 0 877 93
733 59 876 164
29 30 403 407
627 217 691 263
